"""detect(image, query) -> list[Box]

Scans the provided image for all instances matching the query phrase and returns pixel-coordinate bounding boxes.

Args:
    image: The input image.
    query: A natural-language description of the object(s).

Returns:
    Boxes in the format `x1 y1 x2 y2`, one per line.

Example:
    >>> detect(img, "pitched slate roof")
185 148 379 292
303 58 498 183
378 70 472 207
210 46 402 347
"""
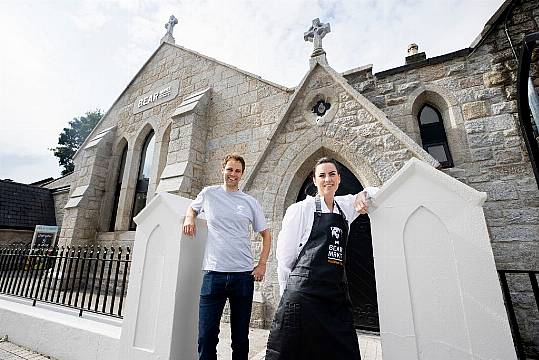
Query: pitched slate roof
0 180 56 230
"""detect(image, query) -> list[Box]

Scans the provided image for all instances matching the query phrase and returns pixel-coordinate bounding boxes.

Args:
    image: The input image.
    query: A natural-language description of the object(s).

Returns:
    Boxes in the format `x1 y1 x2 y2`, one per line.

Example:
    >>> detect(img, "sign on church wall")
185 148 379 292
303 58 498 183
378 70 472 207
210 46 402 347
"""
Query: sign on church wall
133 80 180 114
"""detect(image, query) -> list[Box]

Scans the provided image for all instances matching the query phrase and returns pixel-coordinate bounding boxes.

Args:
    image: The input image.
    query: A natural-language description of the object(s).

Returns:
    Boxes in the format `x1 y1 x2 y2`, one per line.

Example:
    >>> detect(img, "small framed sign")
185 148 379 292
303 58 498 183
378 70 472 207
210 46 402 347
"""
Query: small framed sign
31 225 59 249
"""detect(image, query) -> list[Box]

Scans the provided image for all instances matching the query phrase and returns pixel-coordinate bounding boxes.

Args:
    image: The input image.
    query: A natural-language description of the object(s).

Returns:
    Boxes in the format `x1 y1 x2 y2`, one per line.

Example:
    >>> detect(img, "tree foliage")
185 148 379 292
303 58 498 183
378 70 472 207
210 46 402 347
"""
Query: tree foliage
51 110 103 175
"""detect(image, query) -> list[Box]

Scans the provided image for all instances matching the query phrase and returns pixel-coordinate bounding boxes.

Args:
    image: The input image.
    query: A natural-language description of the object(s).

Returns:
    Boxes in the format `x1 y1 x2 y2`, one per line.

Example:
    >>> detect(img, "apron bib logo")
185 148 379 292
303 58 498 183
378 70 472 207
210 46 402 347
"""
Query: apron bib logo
328 226 343 265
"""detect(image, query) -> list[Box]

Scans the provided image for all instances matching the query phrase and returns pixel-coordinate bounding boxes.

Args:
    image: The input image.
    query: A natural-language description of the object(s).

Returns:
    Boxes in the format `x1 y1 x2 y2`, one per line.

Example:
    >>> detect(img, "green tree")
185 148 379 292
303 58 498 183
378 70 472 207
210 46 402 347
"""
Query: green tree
51 110 103 175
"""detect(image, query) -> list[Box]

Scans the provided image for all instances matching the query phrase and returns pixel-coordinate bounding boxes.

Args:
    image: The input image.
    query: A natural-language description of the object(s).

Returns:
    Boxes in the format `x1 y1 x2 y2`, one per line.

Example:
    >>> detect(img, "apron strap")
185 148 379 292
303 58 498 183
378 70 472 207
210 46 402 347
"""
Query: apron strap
315 195 322 213
316 195 347 223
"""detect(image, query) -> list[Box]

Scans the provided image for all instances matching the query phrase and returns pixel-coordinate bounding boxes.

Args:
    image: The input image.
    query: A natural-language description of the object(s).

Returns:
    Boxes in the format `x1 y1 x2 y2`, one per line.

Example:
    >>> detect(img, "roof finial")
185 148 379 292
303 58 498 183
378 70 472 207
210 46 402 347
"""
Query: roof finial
161 15 178 44
304 18 331 57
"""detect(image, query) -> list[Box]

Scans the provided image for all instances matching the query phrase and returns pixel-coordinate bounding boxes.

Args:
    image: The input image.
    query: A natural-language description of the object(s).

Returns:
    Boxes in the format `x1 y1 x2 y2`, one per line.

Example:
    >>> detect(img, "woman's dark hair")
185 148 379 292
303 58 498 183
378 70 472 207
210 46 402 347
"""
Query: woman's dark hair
312 157 340 177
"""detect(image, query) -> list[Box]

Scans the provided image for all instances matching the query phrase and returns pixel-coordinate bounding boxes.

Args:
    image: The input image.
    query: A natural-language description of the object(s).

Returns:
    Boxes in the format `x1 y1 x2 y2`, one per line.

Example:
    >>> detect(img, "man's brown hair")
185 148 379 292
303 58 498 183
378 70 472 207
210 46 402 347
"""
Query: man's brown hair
222 153 246 172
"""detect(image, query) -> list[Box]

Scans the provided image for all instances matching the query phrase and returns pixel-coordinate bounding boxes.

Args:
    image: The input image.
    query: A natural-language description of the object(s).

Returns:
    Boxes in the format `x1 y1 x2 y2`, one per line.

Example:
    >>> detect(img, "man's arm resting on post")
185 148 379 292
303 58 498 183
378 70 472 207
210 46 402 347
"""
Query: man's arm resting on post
182 207 198 236
252 229 271 282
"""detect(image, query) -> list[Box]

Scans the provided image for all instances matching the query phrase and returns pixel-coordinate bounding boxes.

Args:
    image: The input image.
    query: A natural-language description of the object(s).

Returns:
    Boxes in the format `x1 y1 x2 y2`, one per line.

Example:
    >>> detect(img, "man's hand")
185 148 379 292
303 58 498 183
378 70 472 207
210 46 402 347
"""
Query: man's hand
183 216 196 236
252 262 266 282
355 190 370 214
183 208 197 236
253 229 271 281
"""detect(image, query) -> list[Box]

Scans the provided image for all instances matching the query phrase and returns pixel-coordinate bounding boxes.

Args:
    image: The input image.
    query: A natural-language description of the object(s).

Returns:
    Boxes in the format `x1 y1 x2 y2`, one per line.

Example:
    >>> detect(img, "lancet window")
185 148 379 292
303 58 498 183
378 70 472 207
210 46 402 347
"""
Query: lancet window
130 130 155 229
109 144 127 231
418 104 453 168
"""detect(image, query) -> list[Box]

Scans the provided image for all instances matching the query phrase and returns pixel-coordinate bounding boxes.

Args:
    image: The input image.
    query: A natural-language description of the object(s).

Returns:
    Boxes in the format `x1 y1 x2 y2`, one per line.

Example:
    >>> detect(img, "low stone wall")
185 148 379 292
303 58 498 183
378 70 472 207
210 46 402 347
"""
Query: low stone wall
95 231 136 249
51 189 69 228
0 229 33 247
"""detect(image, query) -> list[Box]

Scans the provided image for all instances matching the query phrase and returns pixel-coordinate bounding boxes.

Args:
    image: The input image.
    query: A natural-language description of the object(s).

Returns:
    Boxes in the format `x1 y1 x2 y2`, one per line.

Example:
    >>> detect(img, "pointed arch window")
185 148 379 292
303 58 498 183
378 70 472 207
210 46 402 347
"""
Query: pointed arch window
109 144 127 231
130 130 155 230
418 104 453 168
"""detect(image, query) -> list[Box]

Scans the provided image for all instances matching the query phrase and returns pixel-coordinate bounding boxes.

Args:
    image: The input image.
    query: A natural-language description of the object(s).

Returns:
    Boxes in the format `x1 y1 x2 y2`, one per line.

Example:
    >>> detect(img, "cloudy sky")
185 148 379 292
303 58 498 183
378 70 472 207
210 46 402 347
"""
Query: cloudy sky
0 0 504 183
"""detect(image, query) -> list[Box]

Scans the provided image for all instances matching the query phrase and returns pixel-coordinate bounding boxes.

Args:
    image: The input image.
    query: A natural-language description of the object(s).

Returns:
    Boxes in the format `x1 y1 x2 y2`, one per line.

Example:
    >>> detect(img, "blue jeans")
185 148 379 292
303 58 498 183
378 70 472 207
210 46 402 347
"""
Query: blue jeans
198 271 254 360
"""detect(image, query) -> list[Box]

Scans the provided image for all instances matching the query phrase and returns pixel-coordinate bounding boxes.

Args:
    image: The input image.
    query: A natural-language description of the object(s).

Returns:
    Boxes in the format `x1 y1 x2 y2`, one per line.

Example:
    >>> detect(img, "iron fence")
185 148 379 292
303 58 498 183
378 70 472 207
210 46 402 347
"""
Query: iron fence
0 245 131 318
498 269 539 360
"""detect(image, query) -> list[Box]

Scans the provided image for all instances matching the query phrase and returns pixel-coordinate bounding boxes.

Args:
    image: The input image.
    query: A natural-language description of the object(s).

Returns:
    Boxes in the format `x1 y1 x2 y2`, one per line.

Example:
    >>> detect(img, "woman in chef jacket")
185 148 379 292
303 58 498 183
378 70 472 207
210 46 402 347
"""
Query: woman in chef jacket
265 157 378 360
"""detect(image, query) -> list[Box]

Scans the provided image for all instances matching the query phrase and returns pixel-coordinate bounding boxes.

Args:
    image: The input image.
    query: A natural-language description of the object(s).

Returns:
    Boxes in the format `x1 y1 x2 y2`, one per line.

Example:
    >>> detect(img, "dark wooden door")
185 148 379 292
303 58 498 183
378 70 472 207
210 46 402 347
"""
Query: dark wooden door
296 161 379 331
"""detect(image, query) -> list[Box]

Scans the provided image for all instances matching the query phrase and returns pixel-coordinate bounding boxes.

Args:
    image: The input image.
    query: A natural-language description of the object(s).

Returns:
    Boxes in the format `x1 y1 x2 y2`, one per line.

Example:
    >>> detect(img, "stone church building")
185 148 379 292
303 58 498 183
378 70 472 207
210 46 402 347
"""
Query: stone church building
41 0 538 353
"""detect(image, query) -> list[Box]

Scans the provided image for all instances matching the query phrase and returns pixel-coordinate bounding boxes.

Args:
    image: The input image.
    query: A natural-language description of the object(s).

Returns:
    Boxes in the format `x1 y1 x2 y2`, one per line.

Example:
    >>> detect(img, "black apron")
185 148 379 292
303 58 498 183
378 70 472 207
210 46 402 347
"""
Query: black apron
266 196 361 360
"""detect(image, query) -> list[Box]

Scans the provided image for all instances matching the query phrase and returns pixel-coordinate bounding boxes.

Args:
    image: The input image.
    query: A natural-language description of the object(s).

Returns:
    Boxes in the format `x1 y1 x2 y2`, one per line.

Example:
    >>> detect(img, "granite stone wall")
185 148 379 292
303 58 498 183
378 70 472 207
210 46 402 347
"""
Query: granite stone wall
50 190 69 228
42 173 73 228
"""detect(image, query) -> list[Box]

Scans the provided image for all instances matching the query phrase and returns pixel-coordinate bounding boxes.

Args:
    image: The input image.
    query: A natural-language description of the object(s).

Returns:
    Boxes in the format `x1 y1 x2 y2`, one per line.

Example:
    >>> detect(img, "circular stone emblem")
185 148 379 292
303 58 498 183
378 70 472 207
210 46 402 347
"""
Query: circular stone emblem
303 90 338 127
312 100 331 117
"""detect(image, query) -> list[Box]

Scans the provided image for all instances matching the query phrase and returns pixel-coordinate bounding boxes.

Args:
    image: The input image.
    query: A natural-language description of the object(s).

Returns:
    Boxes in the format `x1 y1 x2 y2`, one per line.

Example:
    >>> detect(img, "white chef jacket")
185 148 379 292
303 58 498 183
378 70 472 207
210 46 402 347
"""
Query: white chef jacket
276 187 379 295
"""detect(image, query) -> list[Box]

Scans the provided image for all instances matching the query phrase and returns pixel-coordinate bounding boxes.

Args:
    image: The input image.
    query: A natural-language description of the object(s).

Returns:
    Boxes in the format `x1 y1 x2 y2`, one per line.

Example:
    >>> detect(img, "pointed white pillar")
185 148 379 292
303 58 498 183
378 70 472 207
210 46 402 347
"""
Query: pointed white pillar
369 158 517 360
119 192 206 360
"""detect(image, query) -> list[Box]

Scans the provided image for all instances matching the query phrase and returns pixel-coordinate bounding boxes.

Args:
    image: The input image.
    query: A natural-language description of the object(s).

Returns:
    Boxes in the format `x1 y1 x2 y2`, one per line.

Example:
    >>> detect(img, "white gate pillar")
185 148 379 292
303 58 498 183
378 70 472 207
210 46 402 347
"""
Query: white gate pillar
369 158 516 360
119 192 206 360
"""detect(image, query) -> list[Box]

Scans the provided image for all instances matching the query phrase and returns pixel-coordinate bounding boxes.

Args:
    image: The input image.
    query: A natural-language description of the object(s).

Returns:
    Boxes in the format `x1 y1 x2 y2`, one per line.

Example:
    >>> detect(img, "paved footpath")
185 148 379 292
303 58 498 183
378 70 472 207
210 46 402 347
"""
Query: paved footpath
0 323 382 360
0 340 53 360
218 323 382 360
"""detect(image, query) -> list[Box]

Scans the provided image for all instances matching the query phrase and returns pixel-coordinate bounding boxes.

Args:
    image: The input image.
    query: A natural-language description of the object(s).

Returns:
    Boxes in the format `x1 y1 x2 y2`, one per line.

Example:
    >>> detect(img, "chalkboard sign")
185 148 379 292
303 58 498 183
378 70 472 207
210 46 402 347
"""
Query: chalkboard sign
35 232 54 247
31 225 59 249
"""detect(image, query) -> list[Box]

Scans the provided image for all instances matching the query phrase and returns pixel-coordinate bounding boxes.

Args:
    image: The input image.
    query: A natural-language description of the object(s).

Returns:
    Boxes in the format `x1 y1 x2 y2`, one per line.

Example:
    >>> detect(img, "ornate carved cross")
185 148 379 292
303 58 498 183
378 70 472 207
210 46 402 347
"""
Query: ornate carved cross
161 15 178 44
304 18 331 56
165 15 178 36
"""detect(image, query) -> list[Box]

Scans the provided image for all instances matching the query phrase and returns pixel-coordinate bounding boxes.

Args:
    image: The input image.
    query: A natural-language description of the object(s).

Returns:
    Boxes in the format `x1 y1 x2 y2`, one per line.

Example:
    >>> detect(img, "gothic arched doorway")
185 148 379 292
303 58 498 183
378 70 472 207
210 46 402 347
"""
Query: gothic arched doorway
297 160 380 331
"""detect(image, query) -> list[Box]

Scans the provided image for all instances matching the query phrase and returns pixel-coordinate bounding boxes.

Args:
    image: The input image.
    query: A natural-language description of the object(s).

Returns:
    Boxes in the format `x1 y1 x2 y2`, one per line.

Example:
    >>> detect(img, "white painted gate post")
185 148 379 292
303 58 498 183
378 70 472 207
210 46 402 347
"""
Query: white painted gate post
119 192 207 360
368 158 517 360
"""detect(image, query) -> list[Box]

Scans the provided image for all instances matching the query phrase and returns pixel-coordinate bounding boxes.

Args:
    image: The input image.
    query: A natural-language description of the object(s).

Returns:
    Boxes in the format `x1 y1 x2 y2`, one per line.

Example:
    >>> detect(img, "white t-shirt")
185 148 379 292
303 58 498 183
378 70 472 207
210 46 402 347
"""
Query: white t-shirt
191 185 268 272
276 187 379 295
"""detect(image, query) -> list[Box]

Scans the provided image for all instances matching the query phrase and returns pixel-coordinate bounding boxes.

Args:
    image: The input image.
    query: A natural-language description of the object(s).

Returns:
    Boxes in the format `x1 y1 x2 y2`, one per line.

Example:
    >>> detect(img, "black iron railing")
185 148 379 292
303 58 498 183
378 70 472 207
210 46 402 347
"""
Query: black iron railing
498 270 539 359
0 246 131 318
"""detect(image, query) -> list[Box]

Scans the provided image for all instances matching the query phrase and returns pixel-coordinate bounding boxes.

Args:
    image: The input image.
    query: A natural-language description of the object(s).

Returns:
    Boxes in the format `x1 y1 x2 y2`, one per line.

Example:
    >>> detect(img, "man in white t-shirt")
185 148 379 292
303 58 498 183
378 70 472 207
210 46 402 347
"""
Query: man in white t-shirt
183 154 271 360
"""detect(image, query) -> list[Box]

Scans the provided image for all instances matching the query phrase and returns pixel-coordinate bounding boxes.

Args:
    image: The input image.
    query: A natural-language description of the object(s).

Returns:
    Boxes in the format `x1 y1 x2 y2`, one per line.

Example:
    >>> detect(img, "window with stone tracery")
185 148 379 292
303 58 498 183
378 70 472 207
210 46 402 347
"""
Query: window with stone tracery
418 104 453 168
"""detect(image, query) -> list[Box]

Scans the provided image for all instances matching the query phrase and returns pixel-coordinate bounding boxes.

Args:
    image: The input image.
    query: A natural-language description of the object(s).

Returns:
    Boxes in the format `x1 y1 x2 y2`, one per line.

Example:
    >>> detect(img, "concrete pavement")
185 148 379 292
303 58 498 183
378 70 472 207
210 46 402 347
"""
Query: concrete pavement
0 338 53 360
217 323 382 360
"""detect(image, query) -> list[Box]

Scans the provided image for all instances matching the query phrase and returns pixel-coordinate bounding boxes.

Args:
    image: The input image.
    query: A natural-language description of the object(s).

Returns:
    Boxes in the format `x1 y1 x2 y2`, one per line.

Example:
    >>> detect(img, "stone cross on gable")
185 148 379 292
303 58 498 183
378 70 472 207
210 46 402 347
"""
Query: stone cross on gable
165 15 178 36
304 18 331 57
161 15 178 45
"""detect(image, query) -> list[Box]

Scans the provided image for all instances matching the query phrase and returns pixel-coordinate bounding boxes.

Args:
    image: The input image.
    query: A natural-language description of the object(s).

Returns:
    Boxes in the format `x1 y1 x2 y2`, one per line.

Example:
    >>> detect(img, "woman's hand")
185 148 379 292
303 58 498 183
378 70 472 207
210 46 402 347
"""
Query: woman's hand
354 191 370 214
